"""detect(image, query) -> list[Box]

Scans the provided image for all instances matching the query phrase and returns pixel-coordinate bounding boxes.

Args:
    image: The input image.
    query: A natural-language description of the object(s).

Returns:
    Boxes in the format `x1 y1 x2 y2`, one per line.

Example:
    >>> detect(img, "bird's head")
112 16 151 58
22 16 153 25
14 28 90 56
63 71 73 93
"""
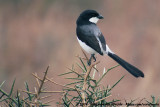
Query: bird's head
77 10 104 25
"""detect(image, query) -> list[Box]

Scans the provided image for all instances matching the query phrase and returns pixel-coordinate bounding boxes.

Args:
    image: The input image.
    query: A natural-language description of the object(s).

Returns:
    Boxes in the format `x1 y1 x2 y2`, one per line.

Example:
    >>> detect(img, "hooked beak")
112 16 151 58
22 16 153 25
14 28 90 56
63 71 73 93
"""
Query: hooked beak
98 15 104 19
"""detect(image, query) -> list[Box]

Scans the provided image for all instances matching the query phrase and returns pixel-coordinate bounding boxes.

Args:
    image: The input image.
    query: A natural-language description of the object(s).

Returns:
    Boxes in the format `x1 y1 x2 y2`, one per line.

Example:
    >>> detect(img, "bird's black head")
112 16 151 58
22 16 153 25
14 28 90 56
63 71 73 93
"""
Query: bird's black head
77 10 104 25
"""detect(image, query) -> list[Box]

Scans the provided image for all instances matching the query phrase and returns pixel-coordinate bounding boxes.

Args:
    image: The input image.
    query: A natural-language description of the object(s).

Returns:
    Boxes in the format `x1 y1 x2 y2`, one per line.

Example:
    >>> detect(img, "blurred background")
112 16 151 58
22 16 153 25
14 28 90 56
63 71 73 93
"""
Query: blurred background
0 0 160 105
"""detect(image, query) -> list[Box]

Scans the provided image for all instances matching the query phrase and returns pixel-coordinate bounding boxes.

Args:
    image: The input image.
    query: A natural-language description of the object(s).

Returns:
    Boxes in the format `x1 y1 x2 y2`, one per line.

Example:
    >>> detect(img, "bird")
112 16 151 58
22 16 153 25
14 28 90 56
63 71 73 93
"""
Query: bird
76 10 144 78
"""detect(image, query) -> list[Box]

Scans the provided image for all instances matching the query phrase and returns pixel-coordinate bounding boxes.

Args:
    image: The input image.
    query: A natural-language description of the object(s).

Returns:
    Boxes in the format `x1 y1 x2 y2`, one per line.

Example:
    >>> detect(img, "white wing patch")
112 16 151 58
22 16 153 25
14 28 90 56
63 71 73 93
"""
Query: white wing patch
105 44 114 54
96 36 104 54
89 17 99 24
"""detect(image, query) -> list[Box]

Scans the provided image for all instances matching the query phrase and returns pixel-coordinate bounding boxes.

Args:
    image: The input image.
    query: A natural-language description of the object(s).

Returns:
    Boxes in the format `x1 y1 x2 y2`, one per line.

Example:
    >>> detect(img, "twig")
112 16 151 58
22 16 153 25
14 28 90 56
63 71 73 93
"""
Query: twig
84 61 100 81
81 49 89 61
37 66 49 95
58 91 67 107
66 67 84 78
44 99 55 104
81 61 100 106
21 97 33 106
33 66 49 106
94 95 112 103
39 95 52 100
32 73 42 81
74 86 83 100
35 73 40 87
19 89 36 95
41 91 65 93
32 73 52 83
46 77 74 89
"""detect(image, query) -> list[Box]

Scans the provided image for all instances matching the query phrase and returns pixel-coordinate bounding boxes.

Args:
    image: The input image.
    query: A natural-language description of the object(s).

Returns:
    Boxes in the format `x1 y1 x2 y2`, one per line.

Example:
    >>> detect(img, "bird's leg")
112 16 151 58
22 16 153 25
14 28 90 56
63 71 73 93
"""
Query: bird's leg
92 54 96 62
87 56 92 66
87 54 96 66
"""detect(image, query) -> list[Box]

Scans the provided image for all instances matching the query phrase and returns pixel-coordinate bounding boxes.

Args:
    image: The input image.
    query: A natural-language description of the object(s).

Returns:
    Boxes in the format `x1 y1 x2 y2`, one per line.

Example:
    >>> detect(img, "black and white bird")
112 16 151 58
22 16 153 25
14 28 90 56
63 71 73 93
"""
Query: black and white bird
76 10 144 78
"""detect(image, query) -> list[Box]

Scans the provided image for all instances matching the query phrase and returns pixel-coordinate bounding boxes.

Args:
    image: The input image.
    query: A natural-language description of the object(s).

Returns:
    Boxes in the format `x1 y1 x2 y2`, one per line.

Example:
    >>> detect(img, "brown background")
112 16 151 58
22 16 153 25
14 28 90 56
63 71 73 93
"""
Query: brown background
0 0 160 106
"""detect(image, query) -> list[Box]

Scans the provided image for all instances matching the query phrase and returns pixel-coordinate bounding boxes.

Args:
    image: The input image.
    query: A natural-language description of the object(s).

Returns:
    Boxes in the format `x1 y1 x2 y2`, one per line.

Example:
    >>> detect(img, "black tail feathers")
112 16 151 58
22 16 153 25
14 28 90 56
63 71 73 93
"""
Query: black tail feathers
108 52 144 78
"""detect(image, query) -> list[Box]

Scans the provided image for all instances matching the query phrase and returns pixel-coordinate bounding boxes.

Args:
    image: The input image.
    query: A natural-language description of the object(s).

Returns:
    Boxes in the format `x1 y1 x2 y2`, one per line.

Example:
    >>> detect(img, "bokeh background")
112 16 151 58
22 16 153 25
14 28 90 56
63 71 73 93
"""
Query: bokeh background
0 0 160 106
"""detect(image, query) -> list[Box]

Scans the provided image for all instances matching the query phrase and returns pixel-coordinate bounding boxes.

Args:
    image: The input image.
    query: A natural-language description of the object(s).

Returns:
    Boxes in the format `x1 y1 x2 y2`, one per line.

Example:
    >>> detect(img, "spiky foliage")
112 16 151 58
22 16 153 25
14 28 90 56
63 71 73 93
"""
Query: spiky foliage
57 54 123 107
0 53 159 106
0 66 64 106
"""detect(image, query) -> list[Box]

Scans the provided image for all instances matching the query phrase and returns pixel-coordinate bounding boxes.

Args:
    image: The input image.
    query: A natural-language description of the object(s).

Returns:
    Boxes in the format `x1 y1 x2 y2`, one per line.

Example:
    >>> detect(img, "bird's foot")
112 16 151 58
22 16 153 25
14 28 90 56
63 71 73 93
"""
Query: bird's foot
92 54 96 62
87 60 91 66
87 54 96 66
87 56 92 66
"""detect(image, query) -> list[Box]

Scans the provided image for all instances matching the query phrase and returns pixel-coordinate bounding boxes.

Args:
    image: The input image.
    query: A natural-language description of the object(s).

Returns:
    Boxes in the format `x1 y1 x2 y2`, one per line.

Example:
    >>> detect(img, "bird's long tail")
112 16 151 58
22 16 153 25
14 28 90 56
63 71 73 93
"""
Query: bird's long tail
105 44 144 78
107 52 144 78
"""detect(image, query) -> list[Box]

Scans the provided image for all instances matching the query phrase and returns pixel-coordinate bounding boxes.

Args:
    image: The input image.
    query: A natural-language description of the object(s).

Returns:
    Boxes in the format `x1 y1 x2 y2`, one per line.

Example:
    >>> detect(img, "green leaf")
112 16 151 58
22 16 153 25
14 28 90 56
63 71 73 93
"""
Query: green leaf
97 64 119 85
9 79 16 97
24 82 32 101
76 63 87 73
17 91 21 106
58 71 73 76
65 81 83 86
107 99 120 104
79 57 87 71
65 78 83 80
156 97 159 104
0 80 6 88
109 75 124 91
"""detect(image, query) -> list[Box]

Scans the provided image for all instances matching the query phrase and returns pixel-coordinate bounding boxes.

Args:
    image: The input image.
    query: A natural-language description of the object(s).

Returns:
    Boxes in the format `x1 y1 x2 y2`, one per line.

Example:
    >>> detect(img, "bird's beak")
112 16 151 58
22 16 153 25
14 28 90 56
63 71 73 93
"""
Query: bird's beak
98 15 104 19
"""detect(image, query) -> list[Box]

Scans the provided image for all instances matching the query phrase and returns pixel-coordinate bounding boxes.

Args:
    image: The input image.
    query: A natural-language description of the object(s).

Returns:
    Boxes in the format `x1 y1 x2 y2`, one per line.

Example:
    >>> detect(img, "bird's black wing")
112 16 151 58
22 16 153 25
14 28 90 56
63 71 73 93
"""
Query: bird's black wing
77 33 103 55
76 25 104 55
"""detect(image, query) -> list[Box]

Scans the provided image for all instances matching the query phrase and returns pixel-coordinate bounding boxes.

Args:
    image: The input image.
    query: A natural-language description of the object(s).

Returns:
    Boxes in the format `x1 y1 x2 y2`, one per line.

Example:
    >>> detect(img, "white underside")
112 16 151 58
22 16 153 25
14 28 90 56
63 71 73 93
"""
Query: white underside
77 37 114 55
77 38 97 54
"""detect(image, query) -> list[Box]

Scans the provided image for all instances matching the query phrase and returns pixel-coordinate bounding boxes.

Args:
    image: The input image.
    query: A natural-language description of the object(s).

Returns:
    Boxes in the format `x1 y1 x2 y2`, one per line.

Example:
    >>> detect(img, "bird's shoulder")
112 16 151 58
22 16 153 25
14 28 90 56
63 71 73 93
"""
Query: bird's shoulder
77 24 101 37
